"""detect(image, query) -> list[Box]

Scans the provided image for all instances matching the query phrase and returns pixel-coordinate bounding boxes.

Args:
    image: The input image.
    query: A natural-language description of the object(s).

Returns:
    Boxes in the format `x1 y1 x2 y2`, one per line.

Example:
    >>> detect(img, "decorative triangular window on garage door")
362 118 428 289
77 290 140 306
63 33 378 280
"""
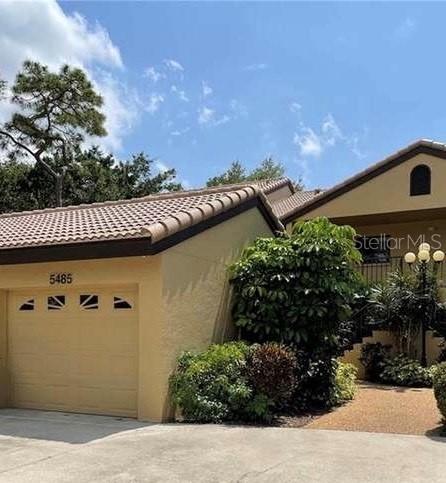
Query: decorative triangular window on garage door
113 296 132 309
80 294 99 310
19 299 35 311
48 295 66 310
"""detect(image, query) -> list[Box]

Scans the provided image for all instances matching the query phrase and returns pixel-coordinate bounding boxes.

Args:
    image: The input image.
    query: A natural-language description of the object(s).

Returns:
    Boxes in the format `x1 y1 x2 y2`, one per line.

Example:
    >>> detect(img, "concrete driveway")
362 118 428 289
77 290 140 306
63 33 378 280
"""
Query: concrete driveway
0 409 445 482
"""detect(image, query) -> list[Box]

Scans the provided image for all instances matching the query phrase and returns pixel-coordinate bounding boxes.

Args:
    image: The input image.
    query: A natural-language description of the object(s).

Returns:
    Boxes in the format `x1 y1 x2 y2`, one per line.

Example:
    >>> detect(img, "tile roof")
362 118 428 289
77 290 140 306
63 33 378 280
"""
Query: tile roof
271 190 325 219
0 183 284 251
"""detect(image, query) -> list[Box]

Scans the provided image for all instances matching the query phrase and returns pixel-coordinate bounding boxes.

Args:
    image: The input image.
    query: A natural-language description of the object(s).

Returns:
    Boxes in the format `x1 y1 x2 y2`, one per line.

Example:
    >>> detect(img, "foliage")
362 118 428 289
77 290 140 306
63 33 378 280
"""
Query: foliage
333 362 358 404
360 342 392 382
230 217 362 350
246 342 297 409
0 61 107 206
432 362 446 421
379 354 433 387
206 157 303 188
0 147 182 213
170 342 253 423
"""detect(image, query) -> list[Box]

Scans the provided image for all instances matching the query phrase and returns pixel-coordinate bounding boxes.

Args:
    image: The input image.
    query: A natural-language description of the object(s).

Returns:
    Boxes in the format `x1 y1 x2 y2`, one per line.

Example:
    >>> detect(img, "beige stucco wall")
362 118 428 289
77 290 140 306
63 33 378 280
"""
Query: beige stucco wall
341 330 443 379
0 206 273 421
0 256 163 420
158 207 273 421
303 153 446 219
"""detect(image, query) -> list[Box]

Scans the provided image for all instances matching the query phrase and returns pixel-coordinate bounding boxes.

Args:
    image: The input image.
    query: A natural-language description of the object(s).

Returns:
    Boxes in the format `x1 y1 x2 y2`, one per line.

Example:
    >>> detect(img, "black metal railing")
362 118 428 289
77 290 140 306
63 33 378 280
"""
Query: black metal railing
359 256 446 284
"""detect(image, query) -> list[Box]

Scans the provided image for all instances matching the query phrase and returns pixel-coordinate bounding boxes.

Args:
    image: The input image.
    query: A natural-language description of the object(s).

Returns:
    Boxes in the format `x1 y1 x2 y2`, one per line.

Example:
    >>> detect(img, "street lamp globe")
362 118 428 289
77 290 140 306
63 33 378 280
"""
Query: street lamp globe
419 242 431 252
404 252 416 264
418 249 430 262
433 250 445 263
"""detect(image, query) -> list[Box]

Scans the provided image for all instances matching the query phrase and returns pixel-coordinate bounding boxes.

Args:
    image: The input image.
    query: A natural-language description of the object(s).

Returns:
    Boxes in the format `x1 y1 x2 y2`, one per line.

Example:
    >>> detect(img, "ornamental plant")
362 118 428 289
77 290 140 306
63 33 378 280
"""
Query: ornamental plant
230 217 362 351
432 362 446 421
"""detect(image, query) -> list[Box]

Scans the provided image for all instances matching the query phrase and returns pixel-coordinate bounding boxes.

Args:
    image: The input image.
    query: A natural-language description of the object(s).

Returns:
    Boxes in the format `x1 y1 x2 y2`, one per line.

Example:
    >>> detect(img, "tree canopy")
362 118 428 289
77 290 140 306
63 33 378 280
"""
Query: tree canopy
0 61 107 206
0 147 182 213
206 157 298 187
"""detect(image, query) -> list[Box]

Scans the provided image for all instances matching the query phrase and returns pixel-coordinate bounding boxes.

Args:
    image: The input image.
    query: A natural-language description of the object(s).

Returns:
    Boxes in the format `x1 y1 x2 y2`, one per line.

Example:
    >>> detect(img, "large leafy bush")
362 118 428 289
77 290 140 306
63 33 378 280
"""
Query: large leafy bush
230 217 362 409
230 217 362 349
246 342 297 409
379 354 433 387
170 342 252 423
333 362 358 404
360 342 392 382
433 363 446 421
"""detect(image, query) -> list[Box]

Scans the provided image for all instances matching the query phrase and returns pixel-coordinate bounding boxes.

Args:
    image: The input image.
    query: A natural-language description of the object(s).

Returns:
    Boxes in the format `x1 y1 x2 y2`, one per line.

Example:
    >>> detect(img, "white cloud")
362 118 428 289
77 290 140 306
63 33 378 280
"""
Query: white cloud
202 81 213 98
229 99 248 118
197 106 230 127
394 17 416 39
293 113 363 160
0 0 136 152
243 63 268 72
163 59 184 72
146 93 165 114
171 85 189 102
144 66 165 83
198 106 215 125
289 102 302 113
171 127 190 136
155 160 170 173
293 128 323 158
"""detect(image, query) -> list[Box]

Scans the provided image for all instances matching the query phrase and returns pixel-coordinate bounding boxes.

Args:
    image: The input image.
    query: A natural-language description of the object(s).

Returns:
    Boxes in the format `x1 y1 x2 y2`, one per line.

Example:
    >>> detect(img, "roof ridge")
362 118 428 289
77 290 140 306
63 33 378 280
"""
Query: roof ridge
0 182 265 220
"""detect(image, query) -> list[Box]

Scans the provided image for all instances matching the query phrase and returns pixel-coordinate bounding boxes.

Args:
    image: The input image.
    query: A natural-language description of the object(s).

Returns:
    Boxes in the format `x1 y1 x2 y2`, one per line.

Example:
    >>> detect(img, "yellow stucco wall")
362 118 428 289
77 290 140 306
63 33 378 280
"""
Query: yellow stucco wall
0 206 273 421
303 153 446 219
158 207 273 421
341 330 443 379
0 256 164 419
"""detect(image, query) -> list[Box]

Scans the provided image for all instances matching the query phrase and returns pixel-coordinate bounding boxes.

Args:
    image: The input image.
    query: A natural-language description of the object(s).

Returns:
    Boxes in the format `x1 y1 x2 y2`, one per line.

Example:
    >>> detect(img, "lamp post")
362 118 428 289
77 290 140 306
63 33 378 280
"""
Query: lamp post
404 243 445 367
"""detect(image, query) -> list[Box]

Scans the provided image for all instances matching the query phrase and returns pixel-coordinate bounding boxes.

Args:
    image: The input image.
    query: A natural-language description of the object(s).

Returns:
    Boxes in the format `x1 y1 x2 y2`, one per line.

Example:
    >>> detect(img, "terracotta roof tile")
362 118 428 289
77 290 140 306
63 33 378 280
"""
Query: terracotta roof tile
0 183 284 251
271 190 325 219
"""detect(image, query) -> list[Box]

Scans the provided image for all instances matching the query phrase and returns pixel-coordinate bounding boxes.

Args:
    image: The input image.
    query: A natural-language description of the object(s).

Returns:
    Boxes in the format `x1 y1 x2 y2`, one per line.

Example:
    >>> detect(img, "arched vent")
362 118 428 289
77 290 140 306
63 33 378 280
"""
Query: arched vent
410 165 431 196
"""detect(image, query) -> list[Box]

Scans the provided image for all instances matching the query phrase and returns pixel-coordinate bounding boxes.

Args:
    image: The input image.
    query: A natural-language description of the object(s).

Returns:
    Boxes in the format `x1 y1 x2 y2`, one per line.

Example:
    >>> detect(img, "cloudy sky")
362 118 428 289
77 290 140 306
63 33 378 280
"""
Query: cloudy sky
0 1 445 189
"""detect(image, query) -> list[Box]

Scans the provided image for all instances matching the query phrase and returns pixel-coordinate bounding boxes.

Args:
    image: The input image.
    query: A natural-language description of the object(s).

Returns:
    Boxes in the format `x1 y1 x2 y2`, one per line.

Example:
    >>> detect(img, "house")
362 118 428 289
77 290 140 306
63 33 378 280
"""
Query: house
277 139 446 369
1 138 445 420
0 180 297 421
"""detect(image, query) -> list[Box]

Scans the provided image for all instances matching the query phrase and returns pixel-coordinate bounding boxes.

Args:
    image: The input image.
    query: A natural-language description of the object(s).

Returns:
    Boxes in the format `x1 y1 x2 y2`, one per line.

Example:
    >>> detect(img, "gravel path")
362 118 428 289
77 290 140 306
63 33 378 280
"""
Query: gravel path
306 382 444 436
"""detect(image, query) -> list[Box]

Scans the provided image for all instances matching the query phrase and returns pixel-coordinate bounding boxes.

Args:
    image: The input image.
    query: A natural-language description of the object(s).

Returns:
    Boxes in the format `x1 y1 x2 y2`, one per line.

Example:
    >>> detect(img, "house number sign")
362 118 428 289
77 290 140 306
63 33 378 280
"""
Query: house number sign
49 273 73 285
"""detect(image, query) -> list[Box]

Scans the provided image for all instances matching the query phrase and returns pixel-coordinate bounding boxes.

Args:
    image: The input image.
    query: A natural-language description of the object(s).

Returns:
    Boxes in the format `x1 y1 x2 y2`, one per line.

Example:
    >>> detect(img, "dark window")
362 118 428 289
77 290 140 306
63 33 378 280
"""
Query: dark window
114 296 132 310
410 165 431 196
19 299 35 311
48 295 66 310
356 235 391 264
80 294 99 310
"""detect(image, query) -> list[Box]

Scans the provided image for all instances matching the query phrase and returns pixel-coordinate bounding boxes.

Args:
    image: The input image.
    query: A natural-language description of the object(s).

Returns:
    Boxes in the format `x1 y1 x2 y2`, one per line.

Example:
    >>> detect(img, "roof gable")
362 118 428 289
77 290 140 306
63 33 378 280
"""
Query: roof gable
282 139 446 223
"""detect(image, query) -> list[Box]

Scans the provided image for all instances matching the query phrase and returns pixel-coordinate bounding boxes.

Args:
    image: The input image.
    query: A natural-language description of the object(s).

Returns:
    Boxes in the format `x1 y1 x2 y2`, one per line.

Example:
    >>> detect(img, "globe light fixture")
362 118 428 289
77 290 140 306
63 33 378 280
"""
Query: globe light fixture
418 249 430 262
419 242 431 252
404 252 416 264
433 250 446 263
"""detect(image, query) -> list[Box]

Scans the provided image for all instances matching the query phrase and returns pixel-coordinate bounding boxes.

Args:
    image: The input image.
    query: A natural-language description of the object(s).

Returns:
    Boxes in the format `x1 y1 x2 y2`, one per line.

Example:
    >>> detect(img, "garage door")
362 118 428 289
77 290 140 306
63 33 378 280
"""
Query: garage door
8 287 138 417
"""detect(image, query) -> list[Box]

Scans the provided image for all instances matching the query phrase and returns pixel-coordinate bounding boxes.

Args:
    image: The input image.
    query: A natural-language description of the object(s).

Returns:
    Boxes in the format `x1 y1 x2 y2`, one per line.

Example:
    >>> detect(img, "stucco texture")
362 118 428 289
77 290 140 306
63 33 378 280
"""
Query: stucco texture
0 206 272 422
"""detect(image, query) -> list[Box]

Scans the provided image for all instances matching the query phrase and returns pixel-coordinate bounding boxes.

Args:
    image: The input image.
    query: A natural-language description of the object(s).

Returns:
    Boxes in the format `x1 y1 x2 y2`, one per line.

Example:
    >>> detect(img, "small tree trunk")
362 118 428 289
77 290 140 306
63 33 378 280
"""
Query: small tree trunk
55 173 64 207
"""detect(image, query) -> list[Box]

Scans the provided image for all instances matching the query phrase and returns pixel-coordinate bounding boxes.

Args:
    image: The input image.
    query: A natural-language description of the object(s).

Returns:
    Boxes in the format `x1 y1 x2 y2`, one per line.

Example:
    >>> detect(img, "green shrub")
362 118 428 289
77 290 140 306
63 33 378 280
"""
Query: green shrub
432 362 446 421
170 342 253 423
333 362 358 404
246 342 297 409
360 342 392 382
379 354 433 387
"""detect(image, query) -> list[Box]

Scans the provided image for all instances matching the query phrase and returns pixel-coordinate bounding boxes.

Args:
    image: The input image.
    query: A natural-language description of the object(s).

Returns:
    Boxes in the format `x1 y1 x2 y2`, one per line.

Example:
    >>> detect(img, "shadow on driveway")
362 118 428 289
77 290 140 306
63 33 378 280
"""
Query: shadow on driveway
0 408 152 444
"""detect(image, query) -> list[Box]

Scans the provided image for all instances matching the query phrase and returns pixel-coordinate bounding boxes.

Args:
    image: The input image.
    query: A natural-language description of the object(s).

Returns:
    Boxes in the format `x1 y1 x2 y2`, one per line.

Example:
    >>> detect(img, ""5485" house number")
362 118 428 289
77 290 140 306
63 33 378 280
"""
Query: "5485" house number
49 273 73 285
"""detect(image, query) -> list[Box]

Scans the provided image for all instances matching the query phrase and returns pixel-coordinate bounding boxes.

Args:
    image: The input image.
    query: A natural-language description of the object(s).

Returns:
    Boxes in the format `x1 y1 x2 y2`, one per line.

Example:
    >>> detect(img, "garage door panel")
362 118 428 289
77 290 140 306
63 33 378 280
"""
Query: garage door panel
8 287 138 417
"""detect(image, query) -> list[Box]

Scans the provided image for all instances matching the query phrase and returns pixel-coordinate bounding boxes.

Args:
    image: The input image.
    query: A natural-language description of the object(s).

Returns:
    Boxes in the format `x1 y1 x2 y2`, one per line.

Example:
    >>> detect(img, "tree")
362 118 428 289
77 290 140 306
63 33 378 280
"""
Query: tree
0 61 106 207
206 157 288 187
0 147 183 213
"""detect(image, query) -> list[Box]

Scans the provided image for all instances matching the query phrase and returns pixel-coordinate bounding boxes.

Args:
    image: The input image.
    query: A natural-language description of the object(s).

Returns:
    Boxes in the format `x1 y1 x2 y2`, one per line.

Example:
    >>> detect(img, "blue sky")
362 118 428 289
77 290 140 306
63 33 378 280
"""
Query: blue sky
2 1 446 190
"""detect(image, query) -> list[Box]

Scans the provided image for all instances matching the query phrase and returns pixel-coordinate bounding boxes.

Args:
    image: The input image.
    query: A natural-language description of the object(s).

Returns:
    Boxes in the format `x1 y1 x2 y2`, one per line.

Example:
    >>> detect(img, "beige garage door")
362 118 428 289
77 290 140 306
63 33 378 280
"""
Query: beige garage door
8 287 138 417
